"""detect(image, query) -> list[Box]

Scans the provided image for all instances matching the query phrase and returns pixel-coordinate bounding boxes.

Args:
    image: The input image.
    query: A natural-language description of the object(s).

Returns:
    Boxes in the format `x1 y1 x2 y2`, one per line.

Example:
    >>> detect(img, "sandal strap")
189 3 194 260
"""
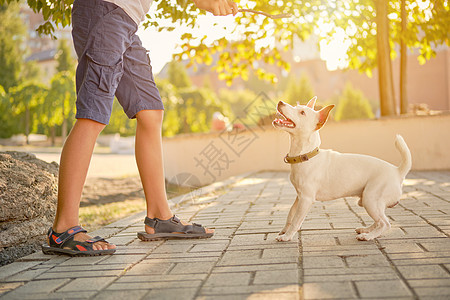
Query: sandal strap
85 236 106 243
48 226 87 246
144 215 206 234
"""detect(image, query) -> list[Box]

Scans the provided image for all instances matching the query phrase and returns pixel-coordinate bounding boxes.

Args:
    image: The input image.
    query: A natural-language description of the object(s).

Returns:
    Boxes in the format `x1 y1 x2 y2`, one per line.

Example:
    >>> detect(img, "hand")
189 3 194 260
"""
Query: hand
193 0 238 16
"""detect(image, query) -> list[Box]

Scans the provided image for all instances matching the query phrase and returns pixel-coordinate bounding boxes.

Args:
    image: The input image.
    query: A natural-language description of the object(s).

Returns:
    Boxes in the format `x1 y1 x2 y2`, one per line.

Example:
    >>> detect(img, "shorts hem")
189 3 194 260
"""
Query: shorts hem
126 102 165 119
76 109 110 125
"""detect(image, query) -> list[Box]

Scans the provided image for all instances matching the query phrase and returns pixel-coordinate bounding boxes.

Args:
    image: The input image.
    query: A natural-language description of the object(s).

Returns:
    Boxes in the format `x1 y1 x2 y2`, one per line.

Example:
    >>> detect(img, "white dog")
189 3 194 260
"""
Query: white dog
273 97 412 241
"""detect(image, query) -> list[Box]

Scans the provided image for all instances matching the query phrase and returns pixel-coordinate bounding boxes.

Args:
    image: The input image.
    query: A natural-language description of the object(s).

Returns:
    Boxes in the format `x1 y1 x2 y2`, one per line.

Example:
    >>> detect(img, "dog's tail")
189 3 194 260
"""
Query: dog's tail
395 134 412 179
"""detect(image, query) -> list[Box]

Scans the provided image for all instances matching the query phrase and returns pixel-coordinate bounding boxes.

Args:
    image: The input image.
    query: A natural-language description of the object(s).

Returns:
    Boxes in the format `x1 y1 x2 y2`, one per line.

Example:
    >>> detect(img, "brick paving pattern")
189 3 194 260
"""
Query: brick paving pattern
0 171 449 299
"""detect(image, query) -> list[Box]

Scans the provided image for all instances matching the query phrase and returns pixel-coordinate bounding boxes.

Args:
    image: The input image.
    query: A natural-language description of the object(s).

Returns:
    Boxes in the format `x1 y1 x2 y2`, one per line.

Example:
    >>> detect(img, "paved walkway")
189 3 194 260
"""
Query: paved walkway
0 171 449 299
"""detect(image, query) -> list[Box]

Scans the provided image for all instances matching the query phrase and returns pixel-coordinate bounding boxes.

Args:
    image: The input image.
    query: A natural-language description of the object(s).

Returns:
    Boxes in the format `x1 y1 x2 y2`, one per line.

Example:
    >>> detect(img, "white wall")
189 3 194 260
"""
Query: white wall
163 113 450 186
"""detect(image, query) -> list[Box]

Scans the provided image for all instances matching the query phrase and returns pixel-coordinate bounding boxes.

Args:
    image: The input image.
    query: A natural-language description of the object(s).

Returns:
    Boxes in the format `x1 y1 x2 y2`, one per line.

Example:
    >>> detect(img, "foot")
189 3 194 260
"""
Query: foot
144 216 214 235
276 233 292 242
50 227 116 251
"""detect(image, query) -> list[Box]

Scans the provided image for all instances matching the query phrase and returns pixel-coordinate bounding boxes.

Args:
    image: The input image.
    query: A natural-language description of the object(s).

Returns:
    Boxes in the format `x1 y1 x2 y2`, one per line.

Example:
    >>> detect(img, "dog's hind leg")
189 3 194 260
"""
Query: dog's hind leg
357 198 391 241
279 197 299 235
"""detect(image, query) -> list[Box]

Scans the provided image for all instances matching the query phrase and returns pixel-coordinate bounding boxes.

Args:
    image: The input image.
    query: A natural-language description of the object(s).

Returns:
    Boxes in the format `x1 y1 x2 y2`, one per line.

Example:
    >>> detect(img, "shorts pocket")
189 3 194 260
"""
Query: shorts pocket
85 51 123 96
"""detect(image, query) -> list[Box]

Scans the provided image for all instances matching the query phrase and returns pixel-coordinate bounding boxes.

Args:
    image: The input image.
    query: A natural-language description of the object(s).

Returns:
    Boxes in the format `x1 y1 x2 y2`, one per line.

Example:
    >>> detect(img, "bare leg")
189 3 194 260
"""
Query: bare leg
135 110 213 234
52 118 115 250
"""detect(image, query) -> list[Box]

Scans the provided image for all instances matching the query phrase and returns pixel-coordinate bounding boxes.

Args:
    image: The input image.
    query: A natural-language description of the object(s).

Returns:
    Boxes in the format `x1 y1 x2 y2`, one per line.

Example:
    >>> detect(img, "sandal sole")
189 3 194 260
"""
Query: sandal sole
137 232 214 241
41 244 116 257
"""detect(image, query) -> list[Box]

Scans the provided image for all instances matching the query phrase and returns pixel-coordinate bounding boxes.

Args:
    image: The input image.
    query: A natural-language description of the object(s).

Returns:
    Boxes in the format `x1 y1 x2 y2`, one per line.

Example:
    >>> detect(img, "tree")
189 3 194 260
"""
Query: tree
335 83 374 121
0 2 26 91
283 73 315 106
0 85 19 138
168 61 192 89
56 38 75 73
375 0 396 116
9 83 48 144
43 72 76 145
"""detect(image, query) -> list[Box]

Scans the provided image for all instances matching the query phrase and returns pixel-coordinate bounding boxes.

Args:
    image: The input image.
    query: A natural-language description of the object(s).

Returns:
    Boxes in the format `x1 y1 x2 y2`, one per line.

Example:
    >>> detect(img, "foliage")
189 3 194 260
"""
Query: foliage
42 71 76 128
102 100 137 136
167 61 192 88
0 85 18 138
283 73 315 106
8 82 48 140
56 38 75 72
218 88 256 121
0 2 27 91
334 83 374 121
158 62 231 137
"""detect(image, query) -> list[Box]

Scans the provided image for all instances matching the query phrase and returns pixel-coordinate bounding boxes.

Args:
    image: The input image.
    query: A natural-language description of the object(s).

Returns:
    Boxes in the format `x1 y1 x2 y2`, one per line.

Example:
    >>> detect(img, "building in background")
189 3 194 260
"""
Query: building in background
20 4 74 83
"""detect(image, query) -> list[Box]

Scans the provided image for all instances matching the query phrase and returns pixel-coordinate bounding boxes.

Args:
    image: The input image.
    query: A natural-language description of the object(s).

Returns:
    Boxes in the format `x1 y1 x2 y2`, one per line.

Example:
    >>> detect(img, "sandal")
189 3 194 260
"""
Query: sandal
41 226 116 256
137 215 214 241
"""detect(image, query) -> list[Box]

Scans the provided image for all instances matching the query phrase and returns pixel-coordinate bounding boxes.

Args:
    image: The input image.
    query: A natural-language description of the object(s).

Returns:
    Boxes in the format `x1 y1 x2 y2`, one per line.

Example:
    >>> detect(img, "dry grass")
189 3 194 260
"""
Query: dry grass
79 181 196 232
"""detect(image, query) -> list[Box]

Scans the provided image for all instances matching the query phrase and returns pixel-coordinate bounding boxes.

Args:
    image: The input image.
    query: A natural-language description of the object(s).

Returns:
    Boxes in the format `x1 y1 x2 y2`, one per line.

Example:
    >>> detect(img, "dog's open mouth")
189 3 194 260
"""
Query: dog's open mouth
273 111 295 128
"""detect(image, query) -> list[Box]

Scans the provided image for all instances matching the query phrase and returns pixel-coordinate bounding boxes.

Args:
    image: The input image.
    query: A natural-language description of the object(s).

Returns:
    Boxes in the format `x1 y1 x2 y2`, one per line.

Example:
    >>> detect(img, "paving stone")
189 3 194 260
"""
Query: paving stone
212 263 298 273
2 268 49 282
199 284 299 296
397 265 450 279
414 286 450 297
7 279 69 294
169 262 216 274
303 282 356 299
145 287 198 300
354 280 412 298
408 278 450 287
92 289 149 300
97 254 147 264
0 262 42 281
57 277 117 292
302 256 346 269
253 269 299 284
36 269 124 279
123 261 173 276
345 254 391 267
203 272 252 286
106 280 202 290
120 273 205 283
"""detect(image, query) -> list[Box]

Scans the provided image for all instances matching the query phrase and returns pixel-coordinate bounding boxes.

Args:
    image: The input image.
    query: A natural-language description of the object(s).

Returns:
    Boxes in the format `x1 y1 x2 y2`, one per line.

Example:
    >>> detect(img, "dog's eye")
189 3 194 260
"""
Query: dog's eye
300 111 306 116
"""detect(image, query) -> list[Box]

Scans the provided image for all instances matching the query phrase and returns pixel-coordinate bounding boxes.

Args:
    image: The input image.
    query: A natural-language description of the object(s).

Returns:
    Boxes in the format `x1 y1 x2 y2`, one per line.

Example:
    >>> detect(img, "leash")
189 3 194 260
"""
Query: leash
238 8 292 19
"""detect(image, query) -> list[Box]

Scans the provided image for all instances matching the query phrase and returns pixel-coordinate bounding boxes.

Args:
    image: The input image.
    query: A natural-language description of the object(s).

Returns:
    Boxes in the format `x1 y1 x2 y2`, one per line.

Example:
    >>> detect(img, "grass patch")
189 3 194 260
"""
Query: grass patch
79 181 201 232
79 199 145 232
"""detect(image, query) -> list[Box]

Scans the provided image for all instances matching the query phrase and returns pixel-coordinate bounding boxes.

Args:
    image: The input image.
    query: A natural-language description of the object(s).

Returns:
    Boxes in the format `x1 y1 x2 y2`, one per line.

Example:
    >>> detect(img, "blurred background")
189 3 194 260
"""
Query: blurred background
0 0 449 181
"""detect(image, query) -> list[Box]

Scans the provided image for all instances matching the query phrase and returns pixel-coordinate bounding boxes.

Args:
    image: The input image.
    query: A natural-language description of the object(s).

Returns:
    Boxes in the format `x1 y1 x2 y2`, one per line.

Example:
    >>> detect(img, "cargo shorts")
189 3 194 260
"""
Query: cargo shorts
71 0 164 125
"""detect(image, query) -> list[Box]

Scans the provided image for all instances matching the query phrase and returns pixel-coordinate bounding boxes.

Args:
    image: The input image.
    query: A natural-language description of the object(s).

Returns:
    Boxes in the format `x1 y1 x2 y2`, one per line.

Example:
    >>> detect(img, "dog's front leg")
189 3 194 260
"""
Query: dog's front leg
279 197 299 235
276 196 313 242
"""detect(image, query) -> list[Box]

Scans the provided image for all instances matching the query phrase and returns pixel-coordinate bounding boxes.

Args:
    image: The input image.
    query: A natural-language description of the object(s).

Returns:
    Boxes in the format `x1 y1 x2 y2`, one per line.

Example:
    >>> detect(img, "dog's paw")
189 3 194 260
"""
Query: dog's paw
276 234 292 242
356 233 372 241
355 227 368 234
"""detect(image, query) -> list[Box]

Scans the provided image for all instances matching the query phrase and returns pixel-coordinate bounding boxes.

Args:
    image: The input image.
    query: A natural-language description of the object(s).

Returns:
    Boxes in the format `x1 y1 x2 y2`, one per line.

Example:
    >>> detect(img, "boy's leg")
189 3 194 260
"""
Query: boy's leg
52 118 115 251
135 110 213 234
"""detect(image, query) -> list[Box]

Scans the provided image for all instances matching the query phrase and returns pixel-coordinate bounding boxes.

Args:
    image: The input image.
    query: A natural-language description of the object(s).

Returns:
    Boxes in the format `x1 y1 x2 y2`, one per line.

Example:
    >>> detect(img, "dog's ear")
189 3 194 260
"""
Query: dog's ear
315 104 334 130
306 96 317 109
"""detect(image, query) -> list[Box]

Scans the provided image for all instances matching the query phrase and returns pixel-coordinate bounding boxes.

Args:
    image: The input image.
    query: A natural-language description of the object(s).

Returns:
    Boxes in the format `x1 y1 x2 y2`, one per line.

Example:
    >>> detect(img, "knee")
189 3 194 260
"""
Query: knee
75 118 106 135
136 110 164 130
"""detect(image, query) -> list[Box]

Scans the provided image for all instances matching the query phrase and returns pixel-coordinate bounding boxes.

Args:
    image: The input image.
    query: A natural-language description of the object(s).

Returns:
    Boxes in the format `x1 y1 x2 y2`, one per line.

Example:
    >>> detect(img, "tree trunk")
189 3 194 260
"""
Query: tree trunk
25 106 30 145
50 126 56 146
62 97 67 144
375 0 397 116
400 0 408 114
